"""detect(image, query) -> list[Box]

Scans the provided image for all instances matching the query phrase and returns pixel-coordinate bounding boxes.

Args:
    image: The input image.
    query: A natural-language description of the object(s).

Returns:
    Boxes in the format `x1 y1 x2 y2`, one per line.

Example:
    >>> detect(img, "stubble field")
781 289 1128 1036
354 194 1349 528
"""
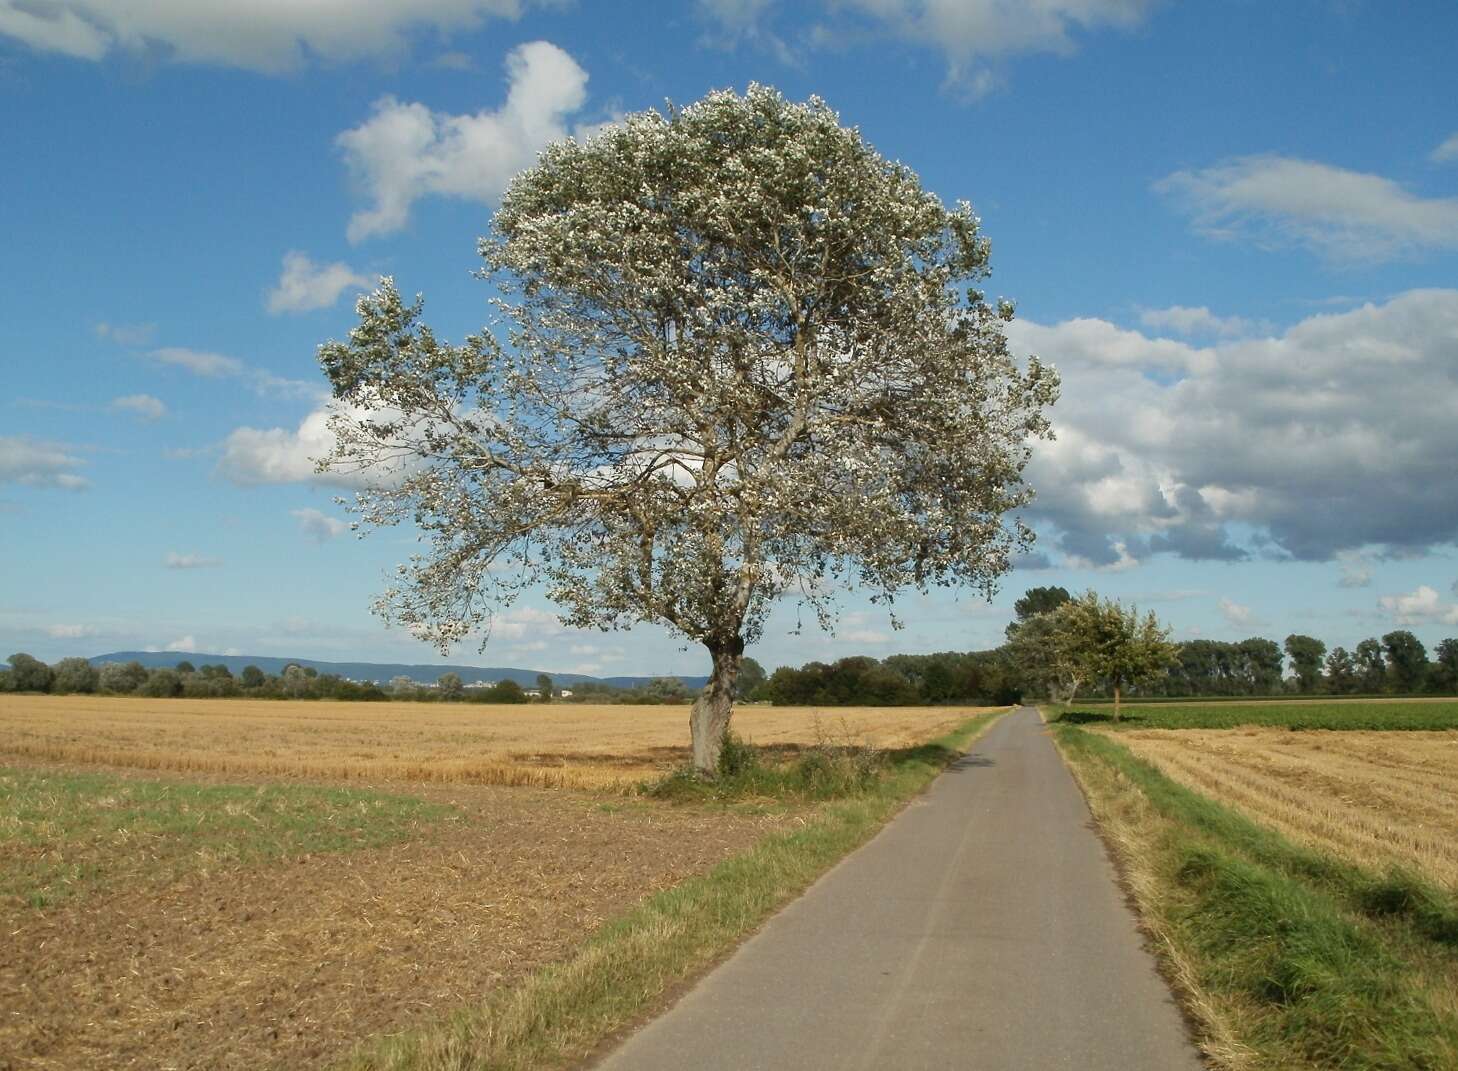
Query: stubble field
0 694 977 789
0 694 990 1070
1113 727 1458 891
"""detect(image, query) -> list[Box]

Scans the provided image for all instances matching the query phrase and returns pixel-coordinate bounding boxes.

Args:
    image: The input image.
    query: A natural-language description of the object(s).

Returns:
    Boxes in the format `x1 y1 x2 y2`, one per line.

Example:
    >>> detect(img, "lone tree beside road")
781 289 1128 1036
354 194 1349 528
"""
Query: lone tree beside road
1053 591 1176 720
318 85 1057 774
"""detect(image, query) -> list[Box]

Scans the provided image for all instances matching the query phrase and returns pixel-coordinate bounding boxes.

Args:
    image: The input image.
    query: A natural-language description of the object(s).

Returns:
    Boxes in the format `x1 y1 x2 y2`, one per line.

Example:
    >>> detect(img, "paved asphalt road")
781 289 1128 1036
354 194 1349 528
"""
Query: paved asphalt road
594 706 1205 1070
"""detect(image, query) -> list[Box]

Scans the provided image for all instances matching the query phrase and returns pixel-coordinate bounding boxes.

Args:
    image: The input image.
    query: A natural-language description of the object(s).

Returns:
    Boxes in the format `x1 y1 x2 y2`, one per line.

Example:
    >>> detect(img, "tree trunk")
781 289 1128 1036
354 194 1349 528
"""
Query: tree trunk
690 639 742 776
1113 683 1121 722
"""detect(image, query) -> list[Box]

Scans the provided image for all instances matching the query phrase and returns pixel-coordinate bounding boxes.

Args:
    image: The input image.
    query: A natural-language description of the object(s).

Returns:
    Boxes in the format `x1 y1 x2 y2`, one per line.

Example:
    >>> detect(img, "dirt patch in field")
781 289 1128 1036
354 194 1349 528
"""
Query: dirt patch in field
0 784 790 1070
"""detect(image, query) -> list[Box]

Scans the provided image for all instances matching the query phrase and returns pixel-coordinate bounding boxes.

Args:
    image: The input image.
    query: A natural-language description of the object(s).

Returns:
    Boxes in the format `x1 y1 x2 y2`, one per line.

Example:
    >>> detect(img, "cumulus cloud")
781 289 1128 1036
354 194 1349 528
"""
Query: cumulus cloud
164 635 198 652
0 436 89 490
165 551 222 569
1157 154 1458 261
0 0 533 73
292 507 349 542
337 41 590 241
1010 288 1458 567
1137 305 1263 339
217 407 339 486
1378 585 1458 626
1432 133 1458 164
110 393 167 421
267 251 371 314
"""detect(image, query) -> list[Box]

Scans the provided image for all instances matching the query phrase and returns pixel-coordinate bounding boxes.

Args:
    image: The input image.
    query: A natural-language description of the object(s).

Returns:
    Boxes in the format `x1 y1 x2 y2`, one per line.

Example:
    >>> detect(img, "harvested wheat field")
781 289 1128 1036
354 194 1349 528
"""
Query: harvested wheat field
0 773 787 1071
1114 728 1458 890
0 695 981 788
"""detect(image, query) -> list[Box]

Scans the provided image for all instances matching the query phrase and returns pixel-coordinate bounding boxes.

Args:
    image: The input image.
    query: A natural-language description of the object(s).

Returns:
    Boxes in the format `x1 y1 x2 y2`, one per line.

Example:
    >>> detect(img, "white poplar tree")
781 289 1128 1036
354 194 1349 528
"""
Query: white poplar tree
318 85 1058 774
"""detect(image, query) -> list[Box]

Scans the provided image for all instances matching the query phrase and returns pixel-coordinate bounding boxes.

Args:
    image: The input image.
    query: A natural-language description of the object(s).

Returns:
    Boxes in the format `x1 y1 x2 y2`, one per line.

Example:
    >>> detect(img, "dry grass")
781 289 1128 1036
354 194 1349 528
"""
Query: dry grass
0 695 982 789
1113 728 1458 892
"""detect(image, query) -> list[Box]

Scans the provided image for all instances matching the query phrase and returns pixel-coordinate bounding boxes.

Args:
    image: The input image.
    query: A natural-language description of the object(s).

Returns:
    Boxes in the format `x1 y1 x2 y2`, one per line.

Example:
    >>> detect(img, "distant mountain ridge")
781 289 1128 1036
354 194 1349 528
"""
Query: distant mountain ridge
88 651 708 691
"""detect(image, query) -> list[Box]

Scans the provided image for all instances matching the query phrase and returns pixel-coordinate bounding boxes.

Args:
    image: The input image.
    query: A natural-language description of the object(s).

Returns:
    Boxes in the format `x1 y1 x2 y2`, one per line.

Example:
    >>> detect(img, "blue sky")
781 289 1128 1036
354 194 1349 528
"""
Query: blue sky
3 0 1457 676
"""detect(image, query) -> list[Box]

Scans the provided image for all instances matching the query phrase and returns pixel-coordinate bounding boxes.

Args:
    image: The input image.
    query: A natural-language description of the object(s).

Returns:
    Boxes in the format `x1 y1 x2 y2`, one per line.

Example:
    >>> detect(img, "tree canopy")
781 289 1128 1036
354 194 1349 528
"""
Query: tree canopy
319 85 1056 773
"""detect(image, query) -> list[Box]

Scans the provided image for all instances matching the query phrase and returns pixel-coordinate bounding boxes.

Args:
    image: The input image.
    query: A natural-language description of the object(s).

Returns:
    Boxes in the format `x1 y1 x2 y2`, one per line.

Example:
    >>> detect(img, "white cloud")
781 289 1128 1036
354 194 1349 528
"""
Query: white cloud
1157 154 1458 261
1137 305 1263 339
110 393 167 421
46 623 97 639
0 435 89 490
1378 585 1458 626
0 1 533 73
1432 133 1458 164
827 0 1158 91
338 41 590 241
218 404 361 487
1010 288 1458 566
292 507 349 542
697 0 798 65
150 347 244 377
1336 550 1373 589
489 605 564 642
94 321 157 346
1218 598 1253 627
164 551 222 569
164 635 198 652
147 346 321 400
267 251 371 314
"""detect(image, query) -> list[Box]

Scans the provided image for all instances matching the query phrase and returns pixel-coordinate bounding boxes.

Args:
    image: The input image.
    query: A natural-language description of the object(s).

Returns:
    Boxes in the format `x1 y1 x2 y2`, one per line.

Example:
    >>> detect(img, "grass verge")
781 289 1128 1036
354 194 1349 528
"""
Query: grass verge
0 765 452 908
336 709 1005 1071
1048 699 1458 731
1053 722 1458 1070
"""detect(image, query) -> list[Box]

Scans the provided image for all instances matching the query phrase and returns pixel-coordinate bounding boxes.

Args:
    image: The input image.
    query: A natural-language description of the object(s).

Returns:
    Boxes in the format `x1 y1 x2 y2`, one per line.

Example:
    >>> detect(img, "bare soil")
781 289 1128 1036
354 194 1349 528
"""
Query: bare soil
0 782 788 1071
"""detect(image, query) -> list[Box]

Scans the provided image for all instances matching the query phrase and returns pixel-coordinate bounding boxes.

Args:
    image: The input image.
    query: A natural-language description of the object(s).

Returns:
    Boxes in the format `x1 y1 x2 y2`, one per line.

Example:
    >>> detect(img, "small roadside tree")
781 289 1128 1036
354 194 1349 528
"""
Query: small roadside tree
1053 592 1176 721
535 673 554 702
1005 611 1083 704
317 85 1056 774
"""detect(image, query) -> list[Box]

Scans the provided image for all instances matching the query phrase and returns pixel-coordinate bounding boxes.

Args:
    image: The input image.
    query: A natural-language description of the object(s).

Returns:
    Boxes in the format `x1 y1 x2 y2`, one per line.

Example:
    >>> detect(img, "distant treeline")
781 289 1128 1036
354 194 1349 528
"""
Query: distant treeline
0 656 534 703
760 652 1021 707
0 654 748 706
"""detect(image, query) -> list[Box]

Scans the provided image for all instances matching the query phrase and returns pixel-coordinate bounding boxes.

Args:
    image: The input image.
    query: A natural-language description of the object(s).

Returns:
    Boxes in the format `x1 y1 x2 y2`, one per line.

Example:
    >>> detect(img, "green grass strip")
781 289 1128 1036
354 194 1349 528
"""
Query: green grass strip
1 766 452 908
338 710 1005 1071
1054 727 1458 945
1057 726 1458 1070
1051 699 1458 731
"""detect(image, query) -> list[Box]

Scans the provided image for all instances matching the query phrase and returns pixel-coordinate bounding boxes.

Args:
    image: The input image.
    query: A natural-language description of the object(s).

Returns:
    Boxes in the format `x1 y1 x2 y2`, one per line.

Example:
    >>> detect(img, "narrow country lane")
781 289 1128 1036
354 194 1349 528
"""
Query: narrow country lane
594 706 1205 1070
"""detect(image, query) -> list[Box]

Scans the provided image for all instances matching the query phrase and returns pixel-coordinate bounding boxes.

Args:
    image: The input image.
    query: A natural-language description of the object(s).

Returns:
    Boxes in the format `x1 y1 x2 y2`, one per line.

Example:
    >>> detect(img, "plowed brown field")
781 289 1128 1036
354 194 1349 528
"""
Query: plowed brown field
0 695 981 788
1114 728 1458 889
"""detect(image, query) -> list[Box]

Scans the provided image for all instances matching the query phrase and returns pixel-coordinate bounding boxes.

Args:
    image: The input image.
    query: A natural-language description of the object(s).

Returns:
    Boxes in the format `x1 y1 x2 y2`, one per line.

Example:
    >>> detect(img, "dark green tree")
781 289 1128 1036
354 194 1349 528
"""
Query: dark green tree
1431 639 1458 693
1354 638 1387 692
1283 634 1327 693
174 660 196 675
1005 586 1072 639
437 672 464 699
240 665 266 689
1324 646 1358 694
6 653 54 692
735 656 767 699
535 673 554 701
1382 630 1428 692
51 657 99 694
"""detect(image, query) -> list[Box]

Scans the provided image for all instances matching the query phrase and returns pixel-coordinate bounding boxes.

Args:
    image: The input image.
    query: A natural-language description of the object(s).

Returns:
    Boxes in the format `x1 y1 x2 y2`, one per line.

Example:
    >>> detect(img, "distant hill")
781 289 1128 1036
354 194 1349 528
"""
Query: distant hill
88 651 708 691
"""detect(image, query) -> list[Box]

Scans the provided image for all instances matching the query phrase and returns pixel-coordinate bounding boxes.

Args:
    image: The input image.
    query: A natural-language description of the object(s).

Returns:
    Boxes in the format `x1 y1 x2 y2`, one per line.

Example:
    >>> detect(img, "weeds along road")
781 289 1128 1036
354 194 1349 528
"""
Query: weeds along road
594 706 1205 1071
